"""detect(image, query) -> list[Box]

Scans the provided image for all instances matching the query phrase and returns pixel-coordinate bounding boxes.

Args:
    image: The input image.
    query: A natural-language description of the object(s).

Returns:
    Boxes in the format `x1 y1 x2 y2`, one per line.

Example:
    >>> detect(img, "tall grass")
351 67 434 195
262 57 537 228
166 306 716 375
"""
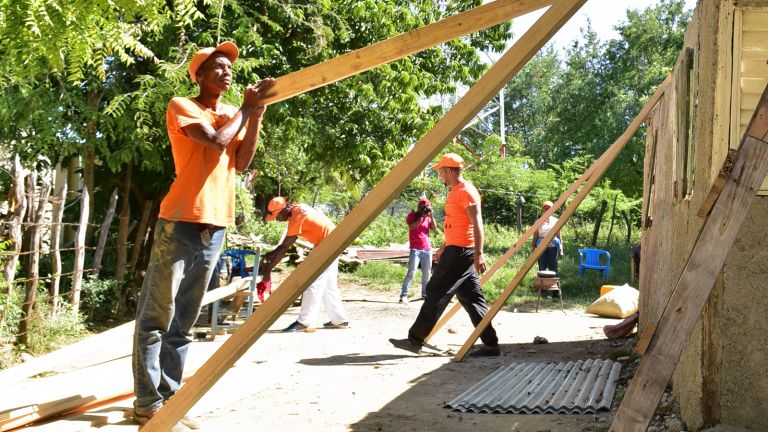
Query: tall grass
341 261 406 294
0 288 87 370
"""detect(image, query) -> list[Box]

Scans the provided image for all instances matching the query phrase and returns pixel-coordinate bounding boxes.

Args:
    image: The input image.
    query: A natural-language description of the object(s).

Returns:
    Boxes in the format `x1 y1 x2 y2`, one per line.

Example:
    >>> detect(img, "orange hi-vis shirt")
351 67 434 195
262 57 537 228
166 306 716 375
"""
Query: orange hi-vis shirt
443 181 482 248
286 204 335 246
160 97 246 227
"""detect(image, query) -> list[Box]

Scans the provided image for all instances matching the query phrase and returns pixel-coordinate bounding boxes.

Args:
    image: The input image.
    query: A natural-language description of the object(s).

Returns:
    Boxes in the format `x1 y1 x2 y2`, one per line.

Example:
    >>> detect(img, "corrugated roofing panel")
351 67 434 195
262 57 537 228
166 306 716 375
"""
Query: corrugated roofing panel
447 359 621 414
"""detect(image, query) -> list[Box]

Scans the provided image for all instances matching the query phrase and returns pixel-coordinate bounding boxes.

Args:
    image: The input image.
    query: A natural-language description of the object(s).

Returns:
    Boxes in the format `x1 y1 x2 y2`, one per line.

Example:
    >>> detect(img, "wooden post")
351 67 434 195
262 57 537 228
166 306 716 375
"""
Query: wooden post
591 198 607 246
92 188 118 277
453 76 670 361
18 179 51 345
129 200 153 272
606 193 618 245
1 156 27 294
142 2 587 430
622 210 631 244
115 165 131 281
49 181 67 312
261 0 553 106
609 86 768 432
70 187 89 314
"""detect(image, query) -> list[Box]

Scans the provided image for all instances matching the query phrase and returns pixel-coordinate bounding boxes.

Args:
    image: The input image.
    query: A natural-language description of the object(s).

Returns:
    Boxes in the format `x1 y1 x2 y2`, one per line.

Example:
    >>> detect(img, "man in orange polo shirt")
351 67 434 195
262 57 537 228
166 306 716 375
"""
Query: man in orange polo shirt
262 197 350 332
390 153 500 357
132 41 276 428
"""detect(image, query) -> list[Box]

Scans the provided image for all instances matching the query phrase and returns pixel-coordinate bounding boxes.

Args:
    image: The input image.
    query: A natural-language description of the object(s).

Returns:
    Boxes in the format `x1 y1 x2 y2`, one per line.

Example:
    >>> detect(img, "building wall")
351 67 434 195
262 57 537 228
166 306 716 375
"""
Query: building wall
640 0 768 430
719 199 768 430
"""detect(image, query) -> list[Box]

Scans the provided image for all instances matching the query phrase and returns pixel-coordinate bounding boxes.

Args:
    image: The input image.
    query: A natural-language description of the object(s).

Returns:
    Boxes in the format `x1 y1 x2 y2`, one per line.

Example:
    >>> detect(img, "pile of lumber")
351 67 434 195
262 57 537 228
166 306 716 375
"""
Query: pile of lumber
350 246 410 262
288 239 411 270
0 278 253 431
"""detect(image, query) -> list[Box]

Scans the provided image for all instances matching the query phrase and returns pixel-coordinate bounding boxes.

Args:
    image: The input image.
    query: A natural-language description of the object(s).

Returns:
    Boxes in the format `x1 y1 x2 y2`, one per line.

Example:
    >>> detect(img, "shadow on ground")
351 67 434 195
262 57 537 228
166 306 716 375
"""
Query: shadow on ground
343 338 632 432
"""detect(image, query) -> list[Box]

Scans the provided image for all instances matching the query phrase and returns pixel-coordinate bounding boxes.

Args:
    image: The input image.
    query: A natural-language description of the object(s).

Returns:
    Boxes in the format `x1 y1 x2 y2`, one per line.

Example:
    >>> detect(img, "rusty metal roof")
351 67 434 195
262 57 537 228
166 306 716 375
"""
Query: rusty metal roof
446 359 622 414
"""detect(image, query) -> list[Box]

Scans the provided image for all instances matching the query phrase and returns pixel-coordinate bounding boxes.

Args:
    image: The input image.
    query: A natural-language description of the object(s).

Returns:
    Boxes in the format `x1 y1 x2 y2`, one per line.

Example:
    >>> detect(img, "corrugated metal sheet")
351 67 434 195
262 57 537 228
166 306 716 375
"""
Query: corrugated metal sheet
447 359 621 414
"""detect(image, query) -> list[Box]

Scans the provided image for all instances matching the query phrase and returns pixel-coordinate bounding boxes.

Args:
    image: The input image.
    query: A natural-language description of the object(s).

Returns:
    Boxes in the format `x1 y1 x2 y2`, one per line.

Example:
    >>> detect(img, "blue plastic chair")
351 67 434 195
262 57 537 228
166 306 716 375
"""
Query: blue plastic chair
210 249 260 338
578 248 611 279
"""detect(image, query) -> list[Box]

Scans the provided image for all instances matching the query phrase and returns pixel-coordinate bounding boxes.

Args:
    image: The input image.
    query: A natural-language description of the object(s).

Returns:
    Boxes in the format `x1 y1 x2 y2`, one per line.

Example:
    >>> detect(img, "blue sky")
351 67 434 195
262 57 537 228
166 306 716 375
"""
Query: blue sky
507 0 697 52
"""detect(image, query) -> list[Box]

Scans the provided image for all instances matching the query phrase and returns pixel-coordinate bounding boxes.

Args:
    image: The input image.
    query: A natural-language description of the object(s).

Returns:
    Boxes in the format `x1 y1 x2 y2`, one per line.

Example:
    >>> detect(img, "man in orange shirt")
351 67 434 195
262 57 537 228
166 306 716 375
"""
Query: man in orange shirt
262 197 350 332
132 41 276 428
390 153 500 357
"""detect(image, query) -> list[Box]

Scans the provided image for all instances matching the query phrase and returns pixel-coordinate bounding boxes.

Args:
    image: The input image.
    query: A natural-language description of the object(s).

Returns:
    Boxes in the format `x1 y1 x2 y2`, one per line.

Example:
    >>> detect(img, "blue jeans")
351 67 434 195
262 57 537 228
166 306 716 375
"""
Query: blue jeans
400 248 432 298
132 219 225 413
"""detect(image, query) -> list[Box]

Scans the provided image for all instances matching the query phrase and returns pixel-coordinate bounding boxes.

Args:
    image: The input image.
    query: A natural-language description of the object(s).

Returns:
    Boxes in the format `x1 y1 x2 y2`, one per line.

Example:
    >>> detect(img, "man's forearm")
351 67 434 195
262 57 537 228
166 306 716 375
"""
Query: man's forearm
235 114 263 172
473 226 484 254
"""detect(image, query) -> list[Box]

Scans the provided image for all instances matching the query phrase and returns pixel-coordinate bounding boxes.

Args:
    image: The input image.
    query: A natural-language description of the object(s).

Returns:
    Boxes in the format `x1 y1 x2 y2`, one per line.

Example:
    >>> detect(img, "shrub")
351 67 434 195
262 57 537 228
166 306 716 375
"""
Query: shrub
80 277 123 323
354 214 408 247
0 288 21 369
24 300 86 356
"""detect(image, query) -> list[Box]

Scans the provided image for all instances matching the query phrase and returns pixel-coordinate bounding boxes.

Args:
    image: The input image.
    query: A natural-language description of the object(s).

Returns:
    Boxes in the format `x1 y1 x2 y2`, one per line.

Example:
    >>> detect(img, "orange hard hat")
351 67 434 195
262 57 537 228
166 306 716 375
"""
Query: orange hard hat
431 153 464 170
188 41 239 83
264 197 287 221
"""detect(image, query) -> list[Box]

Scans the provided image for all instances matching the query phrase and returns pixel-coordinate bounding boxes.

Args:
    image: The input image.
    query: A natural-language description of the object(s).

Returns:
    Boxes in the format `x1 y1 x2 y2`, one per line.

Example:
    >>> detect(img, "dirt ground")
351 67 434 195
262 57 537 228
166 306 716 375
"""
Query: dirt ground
183 282 633 432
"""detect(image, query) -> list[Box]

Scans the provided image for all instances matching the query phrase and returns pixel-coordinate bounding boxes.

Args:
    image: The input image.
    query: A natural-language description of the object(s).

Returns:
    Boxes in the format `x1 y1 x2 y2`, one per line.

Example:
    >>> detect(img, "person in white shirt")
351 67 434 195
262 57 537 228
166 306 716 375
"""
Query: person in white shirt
531 200 563 274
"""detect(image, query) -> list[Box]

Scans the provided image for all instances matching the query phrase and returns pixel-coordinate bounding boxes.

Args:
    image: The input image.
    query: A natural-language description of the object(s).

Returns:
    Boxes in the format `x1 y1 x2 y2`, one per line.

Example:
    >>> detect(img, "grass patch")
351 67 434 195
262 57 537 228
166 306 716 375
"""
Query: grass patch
341 261 407 294
271 214 639 312
339 221 640 311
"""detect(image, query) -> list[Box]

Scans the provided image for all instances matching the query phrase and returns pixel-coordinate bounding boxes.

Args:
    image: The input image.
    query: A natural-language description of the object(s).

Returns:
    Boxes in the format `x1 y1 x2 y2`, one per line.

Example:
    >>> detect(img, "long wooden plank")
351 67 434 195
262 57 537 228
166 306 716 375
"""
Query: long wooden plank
142 2 587 430
453 76 671 361
261 0 552 106
425 160 599 341
609 86 768 432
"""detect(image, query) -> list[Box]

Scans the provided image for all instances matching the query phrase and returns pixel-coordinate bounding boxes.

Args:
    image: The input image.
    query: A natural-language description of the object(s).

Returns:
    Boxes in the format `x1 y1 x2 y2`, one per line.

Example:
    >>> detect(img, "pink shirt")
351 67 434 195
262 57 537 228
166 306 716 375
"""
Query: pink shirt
406 212 432 251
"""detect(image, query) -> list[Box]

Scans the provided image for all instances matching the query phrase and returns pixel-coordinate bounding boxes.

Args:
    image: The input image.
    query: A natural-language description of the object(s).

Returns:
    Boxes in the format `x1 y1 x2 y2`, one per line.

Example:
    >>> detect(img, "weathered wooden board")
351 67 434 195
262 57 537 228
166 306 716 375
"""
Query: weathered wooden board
261 0 552 105
610 85 768 432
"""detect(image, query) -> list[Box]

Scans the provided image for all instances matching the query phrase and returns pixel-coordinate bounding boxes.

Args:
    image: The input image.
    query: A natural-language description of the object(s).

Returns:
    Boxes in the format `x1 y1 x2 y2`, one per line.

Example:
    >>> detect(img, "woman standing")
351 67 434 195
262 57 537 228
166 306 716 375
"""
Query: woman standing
532 200 564 274
399 198 437 303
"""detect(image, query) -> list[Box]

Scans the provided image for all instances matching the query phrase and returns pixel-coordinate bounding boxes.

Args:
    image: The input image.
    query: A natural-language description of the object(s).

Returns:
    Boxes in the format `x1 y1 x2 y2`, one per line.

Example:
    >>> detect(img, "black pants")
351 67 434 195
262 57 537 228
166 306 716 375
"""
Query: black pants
538 246 558 273
408 246 499 347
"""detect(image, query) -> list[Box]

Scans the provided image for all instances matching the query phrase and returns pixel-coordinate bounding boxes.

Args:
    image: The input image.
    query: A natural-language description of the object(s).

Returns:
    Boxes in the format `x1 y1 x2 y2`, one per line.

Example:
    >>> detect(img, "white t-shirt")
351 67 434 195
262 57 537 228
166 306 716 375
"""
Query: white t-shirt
537 216 560 248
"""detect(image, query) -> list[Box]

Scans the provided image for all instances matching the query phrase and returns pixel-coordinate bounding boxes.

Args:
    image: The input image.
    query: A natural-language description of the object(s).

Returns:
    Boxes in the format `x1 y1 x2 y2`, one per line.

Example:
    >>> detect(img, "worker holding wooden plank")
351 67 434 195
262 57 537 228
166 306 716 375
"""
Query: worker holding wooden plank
262 197 350 332
390 153 500 357
131 42 275 429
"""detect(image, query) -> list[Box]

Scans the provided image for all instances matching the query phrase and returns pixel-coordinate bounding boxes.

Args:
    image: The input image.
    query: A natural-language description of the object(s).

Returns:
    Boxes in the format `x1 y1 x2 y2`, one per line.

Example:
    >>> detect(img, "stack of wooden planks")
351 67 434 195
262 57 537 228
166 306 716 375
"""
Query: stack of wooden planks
0 278 253 431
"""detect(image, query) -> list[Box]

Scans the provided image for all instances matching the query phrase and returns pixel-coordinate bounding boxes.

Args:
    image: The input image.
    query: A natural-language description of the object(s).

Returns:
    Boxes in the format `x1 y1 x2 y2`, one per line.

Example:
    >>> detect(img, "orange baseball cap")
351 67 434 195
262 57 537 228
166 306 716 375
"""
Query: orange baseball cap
542 200 554 209
264 197 288 221
188 41 239 83
431 153 464 170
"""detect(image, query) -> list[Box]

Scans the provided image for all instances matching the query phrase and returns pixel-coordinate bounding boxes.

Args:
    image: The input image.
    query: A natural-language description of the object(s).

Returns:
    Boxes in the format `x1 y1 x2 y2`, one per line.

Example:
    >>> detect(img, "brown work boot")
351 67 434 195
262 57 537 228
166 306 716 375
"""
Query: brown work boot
131 408 159 426
132 408 191 431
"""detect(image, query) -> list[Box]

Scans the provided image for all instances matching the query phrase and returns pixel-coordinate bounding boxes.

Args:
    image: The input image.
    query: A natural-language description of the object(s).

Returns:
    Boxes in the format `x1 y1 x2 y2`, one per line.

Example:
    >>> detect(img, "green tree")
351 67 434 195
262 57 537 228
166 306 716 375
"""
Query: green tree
497 0 689 198
0 1 514 278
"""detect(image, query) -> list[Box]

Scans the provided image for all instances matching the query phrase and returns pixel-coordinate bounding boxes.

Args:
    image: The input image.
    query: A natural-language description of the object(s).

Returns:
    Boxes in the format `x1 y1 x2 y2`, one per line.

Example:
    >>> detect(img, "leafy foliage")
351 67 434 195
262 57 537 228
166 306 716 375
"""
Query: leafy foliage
80 276 123 323
488 0 690 198
24 299 86 356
